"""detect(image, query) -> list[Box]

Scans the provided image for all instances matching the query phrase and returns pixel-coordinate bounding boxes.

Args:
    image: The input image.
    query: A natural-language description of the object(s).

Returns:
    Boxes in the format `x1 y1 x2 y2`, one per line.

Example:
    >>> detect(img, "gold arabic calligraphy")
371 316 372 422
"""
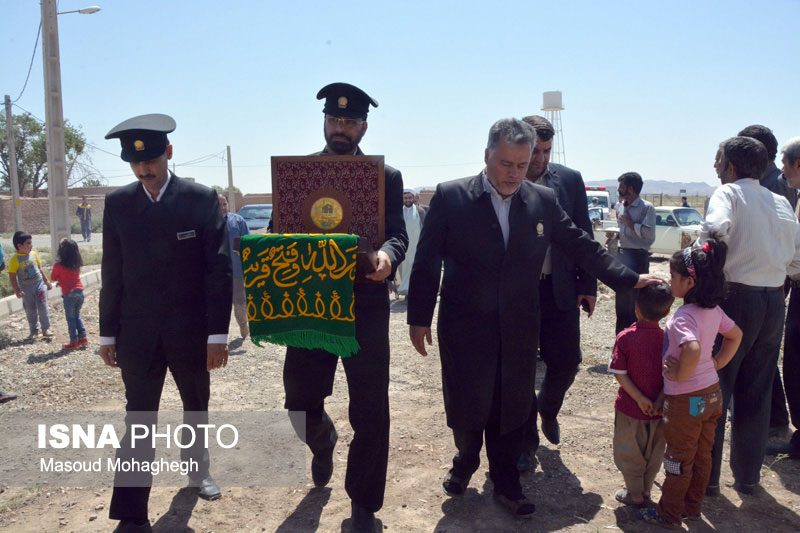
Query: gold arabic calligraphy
242 238 357 322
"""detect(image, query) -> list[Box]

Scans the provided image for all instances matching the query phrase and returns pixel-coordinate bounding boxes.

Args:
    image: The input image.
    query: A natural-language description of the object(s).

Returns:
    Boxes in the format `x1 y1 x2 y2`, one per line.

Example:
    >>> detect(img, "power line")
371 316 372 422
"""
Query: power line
13 22 42 103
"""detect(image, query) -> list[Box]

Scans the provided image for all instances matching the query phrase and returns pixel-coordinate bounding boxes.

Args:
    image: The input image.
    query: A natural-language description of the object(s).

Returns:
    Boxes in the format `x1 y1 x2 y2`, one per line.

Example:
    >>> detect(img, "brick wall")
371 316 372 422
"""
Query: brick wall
0 194 106 234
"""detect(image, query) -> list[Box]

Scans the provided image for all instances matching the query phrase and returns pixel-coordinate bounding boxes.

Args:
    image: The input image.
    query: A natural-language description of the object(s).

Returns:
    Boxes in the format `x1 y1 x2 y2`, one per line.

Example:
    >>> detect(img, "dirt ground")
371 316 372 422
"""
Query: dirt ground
1 257 798 532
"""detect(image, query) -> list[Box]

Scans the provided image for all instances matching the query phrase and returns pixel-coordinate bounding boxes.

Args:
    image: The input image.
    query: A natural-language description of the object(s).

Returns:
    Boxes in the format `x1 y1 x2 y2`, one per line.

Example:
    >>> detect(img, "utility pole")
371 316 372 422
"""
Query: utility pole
41 0 70 253
226 145 236 211
4 95 23 231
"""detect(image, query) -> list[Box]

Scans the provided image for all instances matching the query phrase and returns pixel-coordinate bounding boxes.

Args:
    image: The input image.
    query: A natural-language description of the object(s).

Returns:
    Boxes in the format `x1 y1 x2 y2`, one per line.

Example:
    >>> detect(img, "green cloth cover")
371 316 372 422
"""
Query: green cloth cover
240 233 359 358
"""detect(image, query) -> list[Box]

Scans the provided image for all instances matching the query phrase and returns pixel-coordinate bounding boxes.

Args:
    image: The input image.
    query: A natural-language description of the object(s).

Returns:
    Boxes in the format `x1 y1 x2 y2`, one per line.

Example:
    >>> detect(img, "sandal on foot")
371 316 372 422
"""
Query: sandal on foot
640 507 682 530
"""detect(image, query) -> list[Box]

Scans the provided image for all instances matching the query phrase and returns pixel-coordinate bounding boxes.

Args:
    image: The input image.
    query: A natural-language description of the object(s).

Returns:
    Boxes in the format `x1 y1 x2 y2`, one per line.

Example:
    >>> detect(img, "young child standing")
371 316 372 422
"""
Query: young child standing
8 231 52 338
641 239 743 529
50 239 87 350
609 282 675 507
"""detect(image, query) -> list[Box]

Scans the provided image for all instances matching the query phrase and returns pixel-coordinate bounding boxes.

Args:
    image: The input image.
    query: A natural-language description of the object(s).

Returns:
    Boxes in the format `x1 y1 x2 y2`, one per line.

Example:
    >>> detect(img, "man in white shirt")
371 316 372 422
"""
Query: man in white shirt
614 172 656 334
704 136 800 495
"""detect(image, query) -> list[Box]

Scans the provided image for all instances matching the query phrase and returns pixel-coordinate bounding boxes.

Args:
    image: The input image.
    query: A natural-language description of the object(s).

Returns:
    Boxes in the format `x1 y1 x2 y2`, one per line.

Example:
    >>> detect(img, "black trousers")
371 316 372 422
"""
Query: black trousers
450 357 526 499
615 248 650 334
109 341 211 521
283 284 390 512
709 286 785 488
780 287 800 429
523 276 581 452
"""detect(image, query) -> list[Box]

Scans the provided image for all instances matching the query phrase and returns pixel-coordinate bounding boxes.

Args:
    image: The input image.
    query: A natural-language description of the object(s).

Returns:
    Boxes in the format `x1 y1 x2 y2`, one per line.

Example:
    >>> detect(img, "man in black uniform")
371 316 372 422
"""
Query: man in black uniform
519 115 596 470
282 83 407 532
99 114 232 533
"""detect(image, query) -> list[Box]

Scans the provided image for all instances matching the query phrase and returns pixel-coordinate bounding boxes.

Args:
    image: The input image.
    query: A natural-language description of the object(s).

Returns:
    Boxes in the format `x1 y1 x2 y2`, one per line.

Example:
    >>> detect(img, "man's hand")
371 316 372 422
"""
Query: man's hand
577 295 596 317
634 274 663 289
409 325 432 356
365 250 393 282
617 212 634 230
99 344 117 368
207 343 229 371
14 290 23 299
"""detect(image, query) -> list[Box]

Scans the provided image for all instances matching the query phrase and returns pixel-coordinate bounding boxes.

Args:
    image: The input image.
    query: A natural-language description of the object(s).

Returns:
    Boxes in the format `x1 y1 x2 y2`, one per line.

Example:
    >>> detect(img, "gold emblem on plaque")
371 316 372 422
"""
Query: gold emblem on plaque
310 197 344 230
134 140 145 151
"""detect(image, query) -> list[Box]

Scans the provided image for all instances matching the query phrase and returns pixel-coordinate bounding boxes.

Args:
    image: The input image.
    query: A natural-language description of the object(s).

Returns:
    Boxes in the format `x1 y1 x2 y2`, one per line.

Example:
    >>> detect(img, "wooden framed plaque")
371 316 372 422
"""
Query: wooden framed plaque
271 155 386 248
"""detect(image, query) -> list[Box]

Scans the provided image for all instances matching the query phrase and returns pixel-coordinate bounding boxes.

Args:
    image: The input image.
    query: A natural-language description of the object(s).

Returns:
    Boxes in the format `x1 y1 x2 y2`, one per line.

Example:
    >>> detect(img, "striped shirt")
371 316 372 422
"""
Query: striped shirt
702 178 800 286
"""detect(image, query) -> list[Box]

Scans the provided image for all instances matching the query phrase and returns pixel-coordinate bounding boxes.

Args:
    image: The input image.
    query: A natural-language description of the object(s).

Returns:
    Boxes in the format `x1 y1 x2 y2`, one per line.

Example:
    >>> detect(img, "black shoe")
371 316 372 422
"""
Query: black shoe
540 417 561 445
442 470 471 497
195 476 222 500
493 493 536 518
789 431 800 459
350 501 376 533
311 428 338 487
0 391 17 404
516 452 538 472
768 425 790 439
113 519 152 532
732 481 757 495
765 441 791 456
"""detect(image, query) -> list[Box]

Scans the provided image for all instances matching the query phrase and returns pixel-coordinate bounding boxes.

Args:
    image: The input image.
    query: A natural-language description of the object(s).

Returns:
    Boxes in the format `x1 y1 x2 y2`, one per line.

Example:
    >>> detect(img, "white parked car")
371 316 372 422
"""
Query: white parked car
592 206 703 256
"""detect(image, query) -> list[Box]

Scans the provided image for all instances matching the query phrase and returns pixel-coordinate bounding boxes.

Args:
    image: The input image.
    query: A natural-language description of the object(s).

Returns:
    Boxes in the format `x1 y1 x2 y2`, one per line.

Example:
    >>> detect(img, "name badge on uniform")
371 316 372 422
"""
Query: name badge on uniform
177 230 196 240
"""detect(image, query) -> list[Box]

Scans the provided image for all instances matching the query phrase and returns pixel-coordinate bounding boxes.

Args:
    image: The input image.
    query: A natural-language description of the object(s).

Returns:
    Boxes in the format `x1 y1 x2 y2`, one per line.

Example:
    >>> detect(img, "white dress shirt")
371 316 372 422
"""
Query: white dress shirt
481 172 515 249
702 178 800 286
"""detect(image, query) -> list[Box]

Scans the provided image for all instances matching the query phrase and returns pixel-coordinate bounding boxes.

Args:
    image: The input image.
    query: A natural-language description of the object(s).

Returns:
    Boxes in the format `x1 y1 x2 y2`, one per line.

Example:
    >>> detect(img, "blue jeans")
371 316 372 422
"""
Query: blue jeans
22 281 50 334
80 219 91 241
614 248 650 334
63 289 86 342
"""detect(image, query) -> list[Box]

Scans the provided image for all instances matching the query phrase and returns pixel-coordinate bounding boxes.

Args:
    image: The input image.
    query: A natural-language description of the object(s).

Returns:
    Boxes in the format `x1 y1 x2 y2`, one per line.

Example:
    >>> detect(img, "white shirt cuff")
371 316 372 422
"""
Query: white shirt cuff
101 335 229 345
208 334 228 344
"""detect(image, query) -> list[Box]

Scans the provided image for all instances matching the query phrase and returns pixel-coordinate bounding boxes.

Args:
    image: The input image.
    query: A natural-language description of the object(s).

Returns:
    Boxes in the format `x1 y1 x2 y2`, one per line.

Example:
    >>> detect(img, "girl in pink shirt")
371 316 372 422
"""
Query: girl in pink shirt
642 238 742 529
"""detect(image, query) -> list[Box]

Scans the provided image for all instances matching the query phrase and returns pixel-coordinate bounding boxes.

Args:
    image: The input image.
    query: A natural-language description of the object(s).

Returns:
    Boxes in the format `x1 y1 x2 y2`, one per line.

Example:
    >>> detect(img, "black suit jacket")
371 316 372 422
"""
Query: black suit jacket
99 175 232 372
540 163 597 311
407 174 637 433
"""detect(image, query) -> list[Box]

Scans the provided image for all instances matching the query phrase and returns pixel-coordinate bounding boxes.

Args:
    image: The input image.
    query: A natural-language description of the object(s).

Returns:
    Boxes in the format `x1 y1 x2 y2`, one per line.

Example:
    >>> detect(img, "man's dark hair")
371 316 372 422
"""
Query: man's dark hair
738 124 778 161
12 231 32 250
719 136 769 181
617 172 644 195
637 282 674 321
521 115 555 142
486 118 535 151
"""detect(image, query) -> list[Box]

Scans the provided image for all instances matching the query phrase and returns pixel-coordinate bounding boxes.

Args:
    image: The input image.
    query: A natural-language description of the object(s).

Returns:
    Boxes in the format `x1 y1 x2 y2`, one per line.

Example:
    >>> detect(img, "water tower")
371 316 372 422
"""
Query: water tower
541 91 566 165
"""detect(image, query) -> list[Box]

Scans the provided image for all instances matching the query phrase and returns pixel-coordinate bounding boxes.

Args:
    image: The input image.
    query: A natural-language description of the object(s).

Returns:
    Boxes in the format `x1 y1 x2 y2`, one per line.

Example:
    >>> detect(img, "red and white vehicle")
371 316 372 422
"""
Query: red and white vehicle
585 186 611 220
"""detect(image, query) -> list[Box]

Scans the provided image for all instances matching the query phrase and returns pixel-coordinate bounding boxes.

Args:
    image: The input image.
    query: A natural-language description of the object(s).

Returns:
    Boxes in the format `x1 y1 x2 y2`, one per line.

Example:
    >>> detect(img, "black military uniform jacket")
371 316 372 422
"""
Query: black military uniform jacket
99 174 232 372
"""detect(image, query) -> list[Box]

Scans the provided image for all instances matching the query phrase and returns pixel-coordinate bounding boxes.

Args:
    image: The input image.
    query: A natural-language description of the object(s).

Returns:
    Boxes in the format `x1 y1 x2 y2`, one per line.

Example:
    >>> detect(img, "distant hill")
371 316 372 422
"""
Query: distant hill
585 179 717 196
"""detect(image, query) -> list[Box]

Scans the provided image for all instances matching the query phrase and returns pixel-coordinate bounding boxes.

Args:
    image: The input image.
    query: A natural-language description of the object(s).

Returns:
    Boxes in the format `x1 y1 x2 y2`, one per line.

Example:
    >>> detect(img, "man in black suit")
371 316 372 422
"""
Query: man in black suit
518 115 596 468
99 114 232 533
407 118 658 518
281 83 407 532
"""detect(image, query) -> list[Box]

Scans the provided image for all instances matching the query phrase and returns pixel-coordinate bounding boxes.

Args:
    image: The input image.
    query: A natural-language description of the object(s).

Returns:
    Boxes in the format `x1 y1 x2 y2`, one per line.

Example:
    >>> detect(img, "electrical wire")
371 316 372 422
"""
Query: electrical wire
12 22 42 103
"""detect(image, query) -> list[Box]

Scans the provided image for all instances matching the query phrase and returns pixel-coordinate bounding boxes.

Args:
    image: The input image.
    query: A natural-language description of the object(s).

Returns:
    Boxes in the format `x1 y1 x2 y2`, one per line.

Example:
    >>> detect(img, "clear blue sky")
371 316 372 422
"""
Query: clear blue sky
3 0 798 194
